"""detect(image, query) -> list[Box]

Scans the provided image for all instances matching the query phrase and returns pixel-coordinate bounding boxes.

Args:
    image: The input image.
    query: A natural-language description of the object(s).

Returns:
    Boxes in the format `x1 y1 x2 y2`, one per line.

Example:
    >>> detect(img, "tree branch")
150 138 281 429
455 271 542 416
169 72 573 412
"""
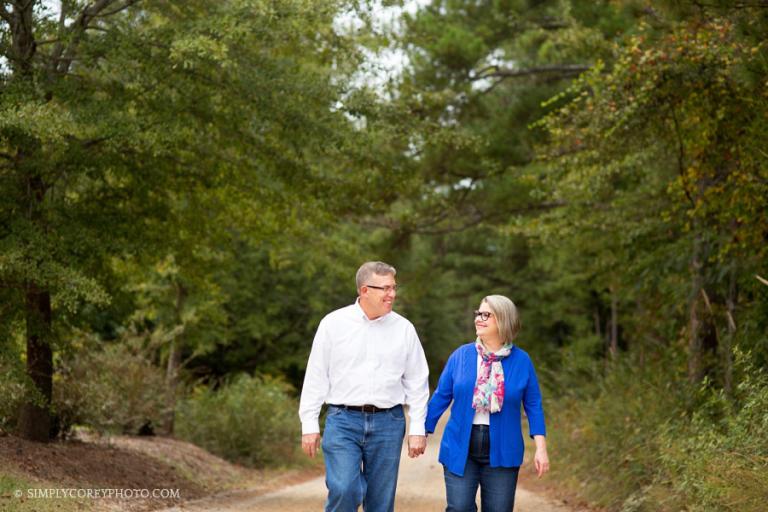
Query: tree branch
45 0 69 75
96 0 139 18
56 0 116 74
472 64 590 82
15 0 36 10
0 3 12 23
534 17 571 30
670 106 695 206
36 38 63 46
694 0 768 8
55 0 141 75
4 0 37 75
360 201 565 236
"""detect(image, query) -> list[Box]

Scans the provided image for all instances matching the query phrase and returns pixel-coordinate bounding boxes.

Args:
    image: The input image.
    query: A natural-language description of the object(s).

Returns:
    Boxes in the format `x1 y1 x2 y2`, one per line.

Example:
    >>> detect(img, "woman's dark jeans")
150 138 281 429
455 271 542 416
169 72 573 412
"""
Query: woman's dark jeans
443 424 520 512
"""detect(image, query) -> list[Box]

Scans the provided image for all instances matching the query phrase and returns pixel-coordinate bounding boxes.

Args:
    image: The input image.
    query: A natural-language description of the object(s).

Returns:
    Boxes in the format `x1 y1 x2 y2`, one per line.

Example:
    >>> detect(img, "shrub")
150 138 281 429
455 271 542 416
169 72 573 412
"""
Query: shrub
0 355 27 433
54 342 167 435
175 374 301 467
545 350 688 511
547 347 768 512
658 353 768 512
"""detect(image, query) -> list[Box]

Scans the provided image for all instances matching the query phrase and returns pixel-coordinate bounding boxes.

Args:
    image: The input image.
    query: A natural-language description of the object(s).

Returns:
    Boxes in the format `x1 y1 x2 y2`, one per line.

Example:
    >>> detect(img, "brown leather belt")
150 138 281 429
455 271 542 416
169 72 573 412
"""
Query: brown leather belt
329 404 395 413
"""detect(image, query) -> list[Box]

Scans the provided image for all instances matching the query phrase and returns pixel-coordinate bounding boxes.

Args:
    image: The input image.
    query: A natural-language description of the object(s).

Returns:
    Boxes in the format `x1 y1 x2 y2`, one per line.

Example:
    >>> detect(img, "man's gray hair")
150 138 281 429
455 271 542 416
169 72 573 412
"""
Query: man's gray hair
356 261 396 291
482 295 521 345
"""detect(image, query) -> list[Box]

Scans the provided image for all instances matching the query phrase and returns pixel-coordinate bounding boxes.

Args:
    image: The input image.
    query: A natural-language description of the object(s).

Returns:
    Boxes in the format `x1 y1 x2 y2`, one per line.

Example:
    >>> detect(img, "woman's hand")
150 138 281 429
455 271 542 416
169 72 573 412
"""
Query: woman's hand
533 435 550 478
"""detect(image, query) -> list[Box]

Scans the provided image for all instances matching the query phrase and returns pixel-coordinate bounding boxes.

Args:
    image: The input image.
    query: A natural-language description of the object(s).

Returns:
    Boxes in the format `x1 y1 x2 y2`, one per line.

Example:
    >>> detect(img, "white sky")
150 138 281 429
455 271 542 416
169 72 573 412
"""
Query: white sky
335 0 431 93
3 1 431 91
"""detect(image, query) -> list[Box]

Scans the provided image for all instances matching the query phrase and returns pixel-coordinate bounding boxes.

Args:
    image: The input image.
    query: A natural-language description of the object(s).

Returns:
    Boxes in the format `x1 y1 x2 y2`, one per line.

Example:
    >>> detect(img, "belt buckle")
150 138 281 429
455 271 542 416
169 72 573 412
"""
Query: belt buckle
361 404 377 413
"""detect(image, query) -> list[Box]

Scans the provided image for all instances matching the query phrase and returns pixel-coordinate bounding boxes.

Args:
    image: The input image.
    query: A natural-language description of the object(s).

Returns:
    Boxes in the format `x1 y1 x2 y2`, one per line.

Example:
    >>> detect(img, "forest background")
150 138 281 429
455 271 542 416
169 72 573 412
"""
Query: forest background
1 1 766 511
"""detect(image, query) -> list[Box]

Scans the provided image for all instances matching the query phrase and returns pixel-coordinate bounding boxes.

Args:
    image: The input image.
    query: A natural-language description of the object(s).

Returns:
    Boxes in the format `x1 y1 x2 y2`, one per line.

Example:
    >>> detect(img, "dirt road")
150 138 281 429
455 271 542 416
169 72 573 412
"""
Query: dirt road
163 418 579 512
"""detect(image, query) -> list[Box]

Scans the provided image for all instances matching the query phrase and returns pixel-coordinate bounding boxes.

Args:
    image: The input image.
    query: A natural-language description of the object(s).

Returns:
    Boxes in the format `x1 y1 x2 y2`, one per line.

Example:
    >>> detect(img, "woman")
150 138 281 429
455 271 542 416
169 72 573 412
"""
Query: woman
425 295 549 512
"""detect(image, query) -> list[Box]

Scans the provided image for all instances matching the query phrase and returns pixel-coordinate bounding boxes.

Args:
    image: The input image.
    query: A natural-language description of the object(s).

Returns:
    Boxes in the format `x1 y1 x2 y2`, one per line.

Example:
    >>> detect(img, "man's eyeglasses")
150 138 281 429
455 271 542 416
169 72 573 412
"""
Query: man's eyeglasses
366 284 398 293
474 311 493 321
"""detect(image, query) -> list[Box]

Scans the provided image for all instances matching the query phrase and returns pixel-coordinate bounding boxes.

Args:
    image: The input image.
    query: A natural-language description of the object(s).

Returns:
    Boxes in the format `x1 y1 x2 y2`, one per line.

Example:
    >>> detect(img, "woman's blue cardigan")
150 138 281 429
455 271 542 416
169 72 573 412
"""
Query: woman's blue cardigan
425 342 546 476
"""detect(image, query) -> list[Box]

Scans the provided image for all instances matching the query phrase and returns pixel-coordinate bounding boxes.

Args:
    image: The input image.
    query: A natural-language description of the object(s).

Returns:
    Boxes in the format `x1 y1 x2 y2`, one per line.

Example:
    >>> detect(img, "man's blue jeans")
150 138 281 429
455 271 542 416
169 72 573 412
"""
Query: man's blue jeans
443 424 519 512
321 405 405 512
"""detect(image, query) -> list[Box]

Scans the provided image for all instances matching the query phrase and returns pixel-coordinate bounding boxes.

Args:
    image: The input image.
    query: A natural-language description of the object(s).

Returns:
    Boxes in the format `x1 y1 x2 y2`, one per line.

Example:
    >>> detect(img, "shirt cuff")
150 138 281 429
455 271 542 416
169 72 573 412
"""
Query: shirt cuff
408 422 426 436
302 420 320 435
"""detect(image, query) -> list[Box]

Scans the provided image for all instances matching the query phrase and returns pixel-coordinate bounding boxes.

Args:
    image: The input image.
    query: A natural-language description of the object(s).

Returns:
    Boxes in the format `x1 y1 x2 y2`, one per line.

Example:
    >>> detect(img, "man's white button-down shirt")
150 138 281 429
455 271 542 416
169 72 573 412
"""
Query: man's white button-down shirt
299 300 430 436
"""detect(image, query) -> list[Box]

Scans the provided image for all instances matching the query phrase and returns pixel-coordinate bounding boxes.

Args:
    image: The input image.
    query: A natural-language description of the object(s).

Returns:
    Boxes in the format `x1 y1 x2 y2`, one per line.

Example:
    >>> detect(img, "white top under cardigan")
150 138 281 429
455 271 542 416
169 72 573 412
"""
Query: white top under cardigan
472 353 491 425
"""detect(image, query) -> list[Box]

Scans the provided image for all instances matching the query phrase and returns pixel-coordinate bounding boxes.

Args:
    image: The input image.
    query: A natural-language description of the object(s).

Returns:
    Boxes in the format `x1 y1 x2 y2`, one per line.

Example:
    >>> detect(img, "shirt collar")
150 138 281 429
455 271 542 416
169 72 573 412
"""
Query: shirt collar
354 298 389 323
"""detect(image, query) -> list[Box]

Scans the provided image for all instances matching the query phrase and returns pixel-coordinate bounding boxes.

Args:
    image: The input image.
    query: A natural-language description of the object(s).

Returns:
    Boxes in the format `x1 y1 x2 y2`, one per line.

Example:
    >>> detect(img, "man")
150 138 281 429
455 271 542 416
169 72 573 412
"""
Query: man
299 261 430 512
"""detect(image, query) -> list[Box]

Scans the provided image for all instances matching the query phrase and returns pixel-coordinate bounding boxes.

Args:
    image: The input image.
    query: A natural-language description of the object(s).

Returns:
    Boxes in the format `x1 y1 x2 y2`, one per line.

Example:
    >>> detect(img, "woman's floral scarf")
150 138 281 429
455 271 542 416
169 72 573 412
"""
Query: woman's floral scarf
472 339 513 414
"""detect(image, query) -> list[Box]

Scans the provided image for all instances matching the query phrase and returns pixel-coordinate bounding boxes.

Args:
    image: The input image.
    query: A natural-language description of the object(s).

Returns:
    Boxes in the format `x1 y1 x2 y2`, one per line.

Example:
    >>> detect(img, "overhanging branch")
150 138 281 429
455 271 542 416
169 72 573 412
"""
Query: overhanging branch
361 200 565 236
472 64 590 82
96 0 139 18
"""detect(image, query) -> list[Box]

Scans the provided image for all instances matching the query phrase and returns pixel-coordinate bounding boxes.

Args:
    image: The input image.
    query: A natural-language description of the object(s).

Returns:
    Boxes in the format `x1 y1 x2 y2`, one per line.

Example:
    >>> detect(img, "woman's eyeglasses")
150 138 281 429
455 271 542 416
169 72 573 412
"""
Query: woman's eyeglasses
474 311 493 321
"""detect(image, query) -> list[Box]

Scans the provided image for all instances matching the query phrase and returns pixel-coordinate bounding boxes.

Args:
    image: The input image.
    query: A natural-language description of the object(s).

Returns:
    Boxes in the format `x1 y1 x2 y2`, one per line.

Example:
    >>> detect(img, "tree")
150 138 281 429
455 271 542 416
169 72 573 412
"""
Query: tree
365 0 642 363
540 8 768 384
1 0 386 440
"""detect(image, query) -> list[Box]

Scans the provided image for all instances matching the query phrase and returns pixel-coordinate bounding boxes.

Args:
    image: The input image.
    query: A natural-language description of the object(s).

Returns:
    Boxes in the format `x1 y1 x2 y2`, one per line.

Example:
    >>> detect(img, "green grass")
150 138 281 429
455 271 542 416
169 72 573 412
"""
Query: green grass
0 473 92 512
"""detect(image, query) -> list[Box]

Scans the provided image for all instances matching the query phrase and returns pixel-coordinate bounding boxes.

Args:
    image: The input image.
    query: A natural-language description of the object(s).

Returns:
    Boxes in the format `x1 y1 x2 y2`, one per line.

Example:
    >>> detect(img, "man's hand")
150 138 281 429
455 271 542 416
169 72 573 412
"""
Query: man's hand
407 435 426 458
302 433 321 458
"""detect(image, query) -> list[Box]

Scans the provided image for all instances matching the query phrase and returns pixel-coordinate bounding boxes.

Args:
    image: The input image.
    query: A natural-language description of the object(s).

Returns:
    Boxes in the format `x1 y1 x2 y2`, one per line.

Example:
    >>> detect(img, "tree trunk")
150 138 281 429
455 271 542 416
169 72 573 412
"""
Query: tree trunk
723 266 737 397
6 0 37 76
609 285 619 360
593 304 602 340
688 230 704 385
18 284 53 442
9 0 54 442
162 282 187 435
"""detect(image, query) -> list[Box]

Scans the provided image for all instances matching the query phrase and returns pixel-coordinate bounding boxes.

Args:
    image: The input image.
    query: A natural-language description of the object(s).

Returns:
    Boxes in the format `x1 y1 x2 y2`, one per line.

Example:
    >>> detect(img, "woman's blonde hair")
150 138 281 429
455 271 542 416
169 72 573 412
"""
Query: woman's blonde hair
482 294 521 345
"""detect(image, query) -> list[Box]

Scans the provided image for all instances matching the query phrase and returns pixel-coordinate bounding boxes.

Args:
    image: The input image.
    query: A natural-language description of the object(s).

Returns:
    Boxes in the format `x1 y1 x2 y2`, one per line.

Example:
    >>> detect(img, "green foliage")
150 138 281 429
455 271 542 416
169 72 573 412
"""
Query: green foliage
543 16 768 250
0 0 765 502
549 349 768 512
658 352 768 511
115 253 229 366
175 374 301 467
375 0 642 370
546 351 688 511
54 339 167 435
0 353 27 433
388 2 768 510
2 0 405 438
